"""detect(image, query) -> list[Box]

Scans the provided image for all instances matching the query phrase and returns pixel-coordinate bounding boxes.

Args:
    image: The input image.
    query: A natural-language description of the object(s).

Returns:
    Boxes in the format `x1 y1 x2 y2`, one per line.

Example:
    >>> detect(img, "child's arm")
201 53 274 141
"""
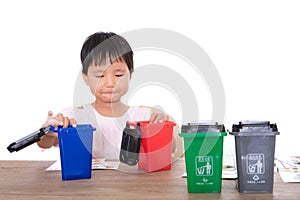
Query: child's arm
37 111 77 148
171 124 184 161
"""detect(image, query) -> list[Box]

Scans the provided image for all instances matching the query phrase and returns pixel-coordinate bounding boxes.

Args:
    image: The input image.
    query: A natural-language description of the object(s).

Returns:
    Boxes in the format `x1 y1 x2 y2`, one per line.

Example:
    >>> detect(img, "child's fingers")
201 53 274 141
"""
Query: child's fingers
46 132 58 137
47 111 53 118
55 113 64 123
46 112 74 128
62 116 70 128
150 113 168 123
54 113 66 127
69 118 77 127
150 113 158 123
43 111 60 127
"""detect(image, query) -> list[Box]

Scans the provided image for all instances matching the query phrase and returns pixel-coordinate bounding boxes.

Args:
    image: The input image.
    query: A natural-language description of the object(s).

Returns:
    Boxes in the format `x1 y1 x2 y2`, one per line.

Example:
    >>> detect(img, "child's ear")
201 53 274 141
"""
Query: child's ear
82 72 89 85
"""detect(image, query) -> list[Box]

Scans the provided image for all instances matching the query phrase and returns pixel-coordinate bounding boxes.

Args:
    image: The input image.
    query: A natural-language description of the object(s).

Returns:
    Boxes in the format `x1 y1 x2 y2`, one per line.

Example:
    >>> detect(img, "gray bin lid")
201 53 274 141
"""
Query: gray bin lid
230 121 279 136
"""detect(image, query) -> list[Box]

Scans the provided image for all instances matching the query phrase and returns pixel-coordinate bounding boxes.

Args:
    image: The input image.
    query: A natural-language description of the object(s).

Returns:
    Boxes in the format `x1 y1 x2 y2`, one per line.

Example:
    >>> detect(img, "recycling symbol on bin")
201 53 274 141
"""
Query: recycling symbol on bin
253 175 259 181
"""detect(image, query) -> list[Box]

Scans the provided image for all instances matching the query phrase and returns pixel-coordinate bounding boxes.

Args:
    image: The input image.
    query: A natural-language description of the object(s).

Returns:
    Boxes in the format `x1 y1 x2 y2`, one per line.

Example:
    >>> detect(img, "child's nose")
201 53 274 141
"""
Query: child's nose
105 75 115 87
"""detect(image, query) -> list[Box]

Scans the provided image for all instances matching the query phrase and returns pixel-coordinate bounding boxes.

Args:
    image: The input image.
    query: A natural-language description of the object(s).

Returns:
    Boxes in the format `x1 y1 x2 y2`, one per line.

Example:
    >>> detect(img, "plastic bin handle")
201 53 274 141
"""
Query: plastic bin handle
188 122 218 126
240 121 270 125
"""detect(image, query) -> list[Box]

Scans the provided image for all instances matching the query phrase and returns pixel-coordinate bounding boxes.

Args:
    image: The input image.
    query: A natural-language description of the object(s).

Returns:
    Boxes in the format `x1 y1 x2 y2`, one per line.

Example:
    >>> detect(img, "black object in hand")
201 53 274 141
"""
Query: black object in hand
7 126 51 153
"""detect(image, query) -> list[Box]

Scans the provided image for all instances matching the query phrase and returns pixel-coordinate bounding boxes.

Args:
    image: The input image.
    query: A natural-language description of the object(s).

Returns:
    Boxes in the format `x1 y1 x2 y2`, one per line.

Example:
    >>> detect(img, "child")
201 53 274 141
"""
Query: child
37 32 179 160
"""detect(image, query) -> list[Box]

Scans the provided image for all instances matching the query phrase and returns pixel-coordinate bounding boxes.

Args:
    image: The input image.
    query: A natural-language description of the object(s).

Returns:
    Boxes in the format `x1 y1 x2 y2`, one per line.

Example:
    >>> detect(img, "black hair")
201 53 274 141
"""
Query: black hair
80 32 133 75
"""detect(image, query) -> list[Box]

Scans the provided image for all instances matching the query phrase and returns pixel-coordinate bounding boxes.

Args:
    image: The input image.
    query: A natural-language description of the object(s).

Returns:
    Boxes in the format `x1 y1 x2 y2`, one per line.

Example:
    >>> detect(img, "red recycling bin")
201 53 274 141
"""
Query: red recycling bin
126 121 176 172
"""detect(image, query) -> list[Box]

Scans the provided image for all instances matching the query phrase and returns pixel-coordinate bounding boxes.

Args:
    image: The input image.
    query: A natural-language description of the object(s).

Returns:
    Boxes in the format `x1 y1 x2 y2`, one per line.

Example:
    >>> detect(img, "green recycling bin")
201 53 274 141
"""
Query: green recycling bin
180 122 227 193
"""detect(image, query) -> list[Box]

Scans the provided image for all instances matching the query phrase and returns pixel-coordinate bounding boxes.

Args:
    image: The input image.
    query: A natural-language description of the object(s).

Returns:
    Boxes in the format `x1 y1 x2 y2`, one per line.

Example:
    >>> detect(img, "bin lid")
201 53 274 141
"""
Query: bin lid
230 121 279 136
181 122 225 133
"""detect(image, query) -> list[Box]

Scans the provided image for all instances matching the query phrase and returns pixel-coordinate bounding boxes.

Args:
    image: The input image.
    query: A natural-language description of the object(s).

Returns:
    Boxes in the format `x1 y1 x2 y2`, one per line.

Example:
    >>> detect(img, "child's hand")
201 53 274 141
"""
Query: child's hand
43 111 77 137
38 111 77 148
150 112 169 123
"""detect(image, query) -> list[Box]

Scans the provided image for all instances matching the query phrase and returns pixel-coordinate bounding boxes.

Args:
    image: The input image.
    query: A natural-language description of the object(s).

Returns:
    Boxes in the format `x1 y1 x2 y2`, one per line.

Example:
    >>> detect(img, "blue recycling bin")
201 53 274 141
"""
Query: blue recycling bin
55 124 95 181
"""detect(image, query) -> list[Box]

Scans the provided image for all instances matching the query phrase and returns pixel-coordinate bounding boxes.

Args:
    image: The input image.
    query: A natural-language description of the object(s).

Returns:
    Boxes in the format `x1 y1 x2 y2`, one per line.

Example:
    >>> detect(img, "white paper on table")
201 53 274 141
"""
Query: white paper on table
46 159 120 171
275 157 300 183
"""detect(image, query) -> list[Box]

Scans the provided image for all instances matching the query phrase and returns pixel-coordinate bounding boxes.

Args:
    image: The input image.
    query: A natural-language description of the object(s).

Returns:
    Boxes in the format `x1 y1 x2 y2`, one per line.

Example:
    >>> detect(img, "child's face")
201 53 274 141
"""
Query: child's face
83 60 130 104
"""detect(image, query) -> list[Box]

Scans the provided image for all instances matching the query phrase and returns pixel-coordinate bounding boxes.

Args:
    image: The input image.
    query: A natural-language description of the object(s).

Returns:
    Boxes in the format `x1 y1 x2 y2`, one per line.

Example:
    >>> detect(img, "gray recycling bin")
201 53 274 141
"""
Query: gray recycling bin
230 121 279 193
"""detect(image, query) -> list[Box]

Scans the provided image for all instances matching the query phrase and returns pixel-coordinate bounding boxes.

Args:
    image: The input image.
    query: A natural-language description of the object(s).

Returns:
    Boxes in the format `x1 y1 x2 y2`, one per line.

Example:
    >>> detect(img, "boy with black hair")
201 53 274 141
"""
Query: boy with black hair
38 32 172 159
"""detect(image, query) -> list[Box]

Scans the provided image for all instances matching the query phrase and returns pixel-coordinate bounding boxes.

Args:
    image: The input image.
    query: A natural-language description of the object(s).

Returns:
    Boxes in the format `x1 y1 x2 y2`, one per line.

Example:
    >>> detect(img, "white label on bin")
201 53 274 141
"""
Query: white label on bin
246 153 265 174
195 156 213 176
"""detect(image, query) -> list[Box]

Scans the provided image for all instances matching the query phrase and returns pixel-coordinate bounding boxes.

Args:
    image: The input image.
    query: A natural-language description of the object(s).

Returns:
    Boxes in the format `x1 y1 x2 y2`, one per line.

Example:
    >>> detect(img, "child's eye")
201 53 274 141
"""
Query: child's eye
115 74 124 77
95 75 104 78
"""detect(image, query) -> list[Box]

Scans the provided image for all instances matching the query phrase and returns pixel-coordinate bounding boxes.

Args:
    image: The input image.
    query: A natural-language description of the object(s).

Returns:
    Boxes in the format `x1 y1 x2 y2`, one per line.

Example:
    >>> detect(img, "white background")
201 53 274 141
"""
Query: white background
0 0 299 160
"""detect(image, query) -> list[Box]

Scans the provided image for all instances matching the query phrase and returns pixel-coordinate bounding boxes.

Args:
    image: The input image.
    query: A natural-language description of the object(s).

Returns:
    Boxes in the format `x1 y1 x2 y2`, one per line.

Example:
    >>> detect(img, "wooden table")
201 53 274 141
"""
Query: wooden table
0 159 299 200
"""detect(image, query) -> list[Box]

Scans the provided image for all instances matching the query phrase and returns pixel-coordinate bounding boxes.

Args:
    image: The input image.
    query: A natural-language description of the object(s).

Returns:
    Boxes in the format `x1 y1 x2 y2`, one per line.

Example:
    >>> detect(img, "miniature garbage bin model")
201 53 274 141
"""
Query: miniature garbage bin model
120 121 176 172
138 121 176 172
54 124 95 181
179 122 227 193
230 121 279 193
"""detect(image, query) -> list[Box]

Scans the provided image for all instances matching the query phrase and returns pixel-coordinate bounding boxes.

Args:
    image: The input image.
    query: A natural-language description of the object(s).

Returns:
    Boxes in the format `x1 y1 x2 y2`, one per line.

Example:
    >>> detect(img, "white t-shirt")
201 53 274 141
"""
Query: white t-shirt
62 104 151 159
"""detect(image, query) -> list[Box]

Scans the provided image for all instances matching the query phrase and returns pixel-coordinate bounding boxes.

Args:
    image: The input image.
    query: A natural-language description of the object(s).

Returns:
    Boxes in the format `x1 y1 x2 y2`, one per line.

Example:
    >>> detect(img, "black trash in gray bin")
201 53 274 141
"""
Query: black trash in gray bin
230 121 279 193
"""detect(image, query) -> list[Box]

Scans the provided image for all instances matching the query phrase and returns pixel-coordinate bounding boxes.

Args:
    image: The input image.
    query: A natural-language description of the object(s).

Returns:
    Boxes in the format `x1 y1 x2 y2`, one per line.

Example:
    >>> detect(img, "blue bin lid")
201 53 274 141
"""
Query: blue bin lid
230 121 279 136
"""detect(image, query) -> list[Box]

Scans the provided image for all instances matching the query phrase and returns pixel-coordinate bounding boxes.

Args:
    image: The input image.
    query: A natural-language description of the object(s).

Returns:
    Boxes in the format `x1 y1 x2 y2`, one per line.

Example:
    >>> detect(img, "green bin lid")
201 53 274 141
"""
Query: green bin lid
180 122 226 137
